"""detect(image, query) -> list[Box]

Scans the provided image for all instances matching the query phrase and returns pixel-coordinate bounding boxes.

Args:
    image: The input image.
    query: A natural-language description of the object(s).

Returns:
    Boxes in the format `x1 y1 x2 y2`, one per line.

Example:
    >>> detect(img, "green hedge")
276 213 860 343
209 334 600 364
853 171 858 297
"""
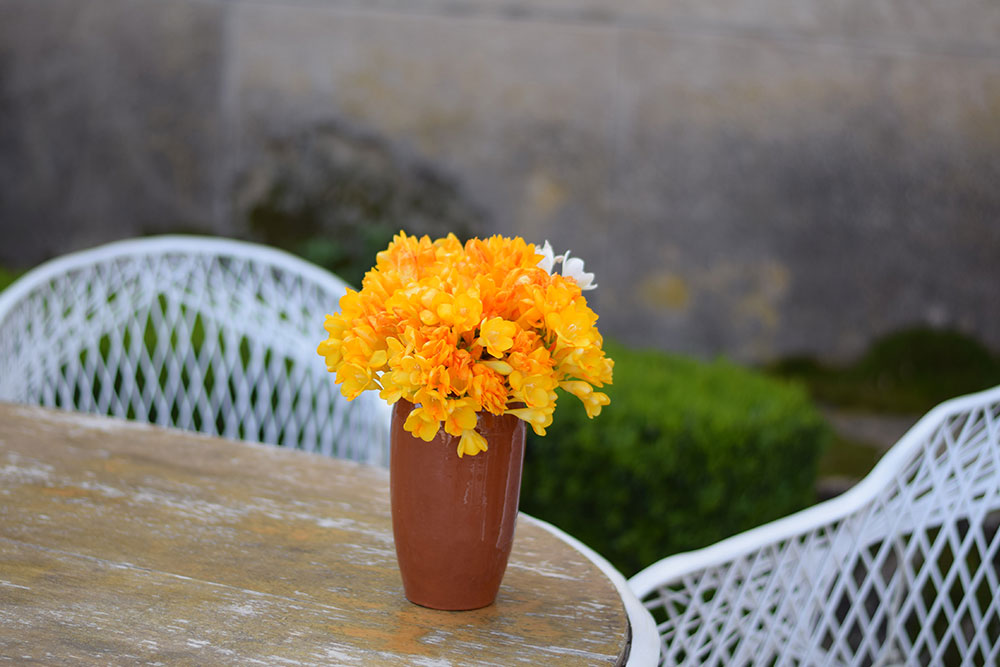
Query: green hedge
520 342 831 576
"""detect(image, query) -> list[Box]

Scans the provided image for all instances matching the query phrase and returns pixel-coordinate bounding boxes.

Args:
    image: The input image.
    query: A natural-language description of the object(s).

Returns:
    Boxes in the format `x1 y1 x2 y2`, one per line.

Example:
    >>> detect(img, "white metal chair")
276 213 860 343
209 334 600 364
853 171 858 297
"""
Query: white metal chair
630 385 1000 666
0 236 390 465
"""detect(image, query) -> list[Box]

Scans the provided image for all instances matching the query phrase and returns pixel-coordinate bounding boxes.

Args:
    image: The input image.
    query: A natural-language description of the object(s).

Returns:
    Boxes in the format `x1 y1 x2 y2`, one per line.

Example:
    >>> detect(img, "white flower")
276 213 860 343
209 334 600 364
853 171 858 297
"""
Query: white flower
536 240 557 274
536 241 597 291
561 252 597 291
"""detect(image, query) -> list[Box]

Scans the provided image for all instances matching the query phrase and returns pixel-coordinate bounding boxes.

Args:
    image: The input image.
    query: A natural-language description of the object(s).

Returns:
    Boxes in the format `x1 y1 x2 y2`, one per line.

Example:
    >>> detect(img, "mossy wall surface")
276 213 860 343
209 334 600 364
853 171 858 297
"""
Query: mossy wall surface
2 0 999 362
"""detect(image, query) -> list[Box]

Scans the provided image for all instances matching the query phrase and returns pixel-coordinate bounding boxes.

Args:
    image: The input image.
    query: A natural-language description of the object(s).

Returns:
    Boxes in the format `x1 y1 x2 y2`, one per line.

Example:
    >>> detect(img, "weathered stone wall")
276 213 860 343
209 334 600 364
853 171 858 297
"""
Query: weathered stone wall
2 0 999 361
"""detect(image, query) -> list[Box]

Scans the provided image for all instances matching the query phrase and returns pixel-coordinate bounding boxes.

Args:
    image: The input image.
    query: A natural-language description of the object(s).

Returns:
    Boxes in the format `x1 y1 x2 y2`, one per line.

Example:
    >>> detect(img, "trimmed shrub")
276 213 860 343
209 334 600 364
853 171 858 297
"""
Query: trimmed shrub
520 341 831 576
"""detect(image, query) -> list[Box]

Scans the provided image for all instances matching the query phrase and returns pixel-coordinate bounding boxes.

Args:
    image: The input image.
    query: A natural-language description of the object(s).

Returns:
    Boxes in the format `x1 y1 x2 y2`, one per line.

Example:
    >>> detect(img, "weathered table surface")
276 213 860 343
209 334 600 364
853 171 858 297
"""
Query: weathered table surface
0 402 630 665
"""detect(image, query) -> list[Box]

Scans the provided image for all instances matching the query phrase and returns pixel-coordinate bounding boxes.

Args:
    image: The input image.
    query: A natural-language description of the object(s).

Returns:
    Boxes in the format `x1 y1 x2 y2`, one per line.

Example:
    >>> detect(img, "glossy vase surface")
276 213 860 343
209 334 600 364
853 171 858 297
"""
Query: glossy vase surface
390 399 526 611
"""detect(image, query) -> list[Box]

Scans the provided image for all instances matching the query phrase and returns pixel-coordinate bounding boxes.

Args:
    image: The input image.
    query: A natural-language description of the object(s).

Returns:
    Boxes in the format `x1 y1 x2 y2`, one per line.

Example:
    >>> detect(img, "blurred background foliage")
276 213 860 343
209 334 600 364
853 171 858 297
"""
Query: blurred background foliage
239 124 484 287
766 327 1000 415
0 268 23 293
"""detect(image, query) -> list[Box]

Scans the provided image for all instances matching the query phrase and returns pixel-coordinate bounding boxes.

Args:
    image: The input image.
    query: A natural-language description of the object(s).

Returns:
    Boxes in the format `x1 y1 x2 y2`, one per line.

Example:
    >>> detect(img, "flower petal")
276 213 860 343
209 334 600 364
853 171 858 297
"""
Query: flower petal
562 256 597 290
457 429 488 457
536 240 556 273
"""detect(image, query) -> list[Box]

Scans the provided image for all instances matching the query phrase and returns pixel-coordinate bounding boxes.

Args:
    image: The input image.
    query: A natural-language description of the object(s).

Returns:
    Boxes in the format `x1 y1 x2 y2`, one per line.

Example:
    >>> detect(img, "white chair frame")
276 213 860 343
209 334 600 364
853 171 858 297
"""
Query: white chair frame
0 235 391 465
630 385 1000 666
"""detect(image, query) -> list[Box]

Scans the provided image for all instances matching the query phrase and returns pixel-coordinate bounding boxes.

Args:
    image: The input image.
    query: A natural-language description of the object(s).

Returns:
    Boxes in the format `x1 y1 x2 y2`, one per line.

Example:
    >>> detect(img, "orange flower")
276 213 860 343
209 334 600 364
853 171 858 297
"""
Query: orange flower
469 364 509 416
317 231 613 454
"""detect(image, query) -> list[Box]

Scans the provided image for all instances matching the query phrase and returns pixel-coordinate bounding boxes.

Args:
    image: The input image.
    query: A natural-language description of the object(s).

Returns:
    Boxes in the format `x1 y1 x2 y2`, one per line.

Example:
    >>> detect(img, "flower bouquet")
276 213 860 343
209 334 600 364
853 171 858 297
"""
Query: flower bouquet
317 231 612 609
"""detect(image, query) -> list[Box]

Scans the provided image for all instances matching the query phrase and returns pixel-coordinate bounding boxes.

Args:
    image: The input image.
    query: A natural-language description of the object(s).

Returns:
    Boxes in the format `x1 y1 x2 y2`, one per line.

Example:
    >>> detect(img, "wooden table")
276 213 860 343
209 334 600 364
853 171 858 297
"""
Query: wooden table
0 403 632 665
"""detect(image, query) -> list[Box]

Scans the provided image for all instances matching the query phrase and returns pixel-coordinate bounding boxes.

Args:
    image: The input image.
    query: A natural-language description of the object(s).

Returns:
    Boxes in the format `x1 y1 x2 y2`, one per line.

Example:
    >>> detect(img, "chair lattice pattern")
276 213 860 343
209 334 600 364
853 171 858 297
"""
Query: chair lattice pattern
639 393 1000 666
0 239 390 465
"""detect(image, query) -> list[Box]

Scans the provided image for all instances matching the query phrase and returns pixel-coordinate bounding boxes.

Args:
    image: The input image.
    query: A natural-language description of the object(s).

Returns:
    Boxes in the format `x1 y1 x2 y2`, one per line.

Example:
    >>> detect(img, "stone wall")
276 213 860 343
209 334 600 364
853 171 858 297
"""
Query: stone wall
2 0 999 361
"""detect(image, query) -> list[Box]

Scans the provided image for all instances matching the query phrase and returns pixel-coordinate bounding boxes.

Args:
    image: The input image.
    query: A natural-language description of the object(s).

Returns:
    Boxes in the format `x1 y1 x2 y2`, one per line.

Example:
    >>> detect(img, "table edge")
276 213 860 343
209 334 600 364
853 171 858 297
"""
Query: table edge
521 515 660 667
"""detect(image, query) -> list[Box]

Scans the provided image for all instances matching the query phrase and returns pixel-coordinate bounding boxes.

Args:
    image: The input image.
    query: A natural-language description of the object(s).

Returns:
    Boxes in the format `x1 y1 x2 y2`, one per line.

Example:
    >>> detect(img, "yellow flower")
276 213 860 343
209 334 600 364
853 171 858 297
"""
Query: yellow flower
580 391 610 418
478 316 518 358
480 359 513 375
559 380 593 400
555 346 614 386
404 406 441 442
510 371 556 408
438 291 483 333
414 386 449 422
378 372 405 404
316 315 348 369
444 399 479 437
457 428 488 457
338 288 363 315
545 306 597 349
505 405 554 437
336 363 378 400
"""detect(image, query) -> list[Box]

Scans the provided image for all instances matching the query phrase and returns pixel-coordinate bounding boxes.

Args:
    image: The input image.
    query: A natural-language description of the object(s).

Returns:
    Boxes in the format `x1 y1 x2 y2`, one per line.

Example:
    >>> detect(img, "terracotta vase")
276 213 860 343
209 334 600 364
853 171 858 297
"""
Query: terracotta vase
390 399 527 610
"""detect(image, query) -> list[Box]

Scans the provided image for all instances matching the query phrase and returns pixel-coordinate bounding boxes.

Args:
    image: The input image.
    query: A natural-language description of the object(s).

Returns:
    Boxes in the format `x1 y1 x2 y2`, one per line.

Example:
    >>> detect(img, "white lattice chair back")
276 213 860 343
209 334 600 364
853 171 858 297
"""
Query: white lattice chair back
0 236 390 466
630 385 1000 666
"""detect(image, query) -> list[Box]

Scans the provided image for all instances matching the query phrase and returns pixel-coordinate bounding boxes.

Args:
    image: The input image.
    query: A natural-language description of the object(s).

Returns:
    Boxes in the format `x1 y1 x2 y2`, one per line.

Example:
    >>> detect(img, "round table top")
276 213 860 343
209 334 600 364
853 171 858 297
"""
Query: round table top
0 402 631 665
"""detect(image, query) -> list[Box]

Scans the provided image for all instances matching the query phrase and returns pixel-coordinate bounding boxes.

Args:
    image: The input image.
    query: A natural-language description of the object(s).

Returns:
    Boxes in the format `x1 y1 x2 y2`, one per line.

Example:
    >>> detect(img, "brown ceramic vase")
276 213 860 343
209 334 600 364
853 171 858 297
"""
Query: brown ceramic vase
390 399 527 611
